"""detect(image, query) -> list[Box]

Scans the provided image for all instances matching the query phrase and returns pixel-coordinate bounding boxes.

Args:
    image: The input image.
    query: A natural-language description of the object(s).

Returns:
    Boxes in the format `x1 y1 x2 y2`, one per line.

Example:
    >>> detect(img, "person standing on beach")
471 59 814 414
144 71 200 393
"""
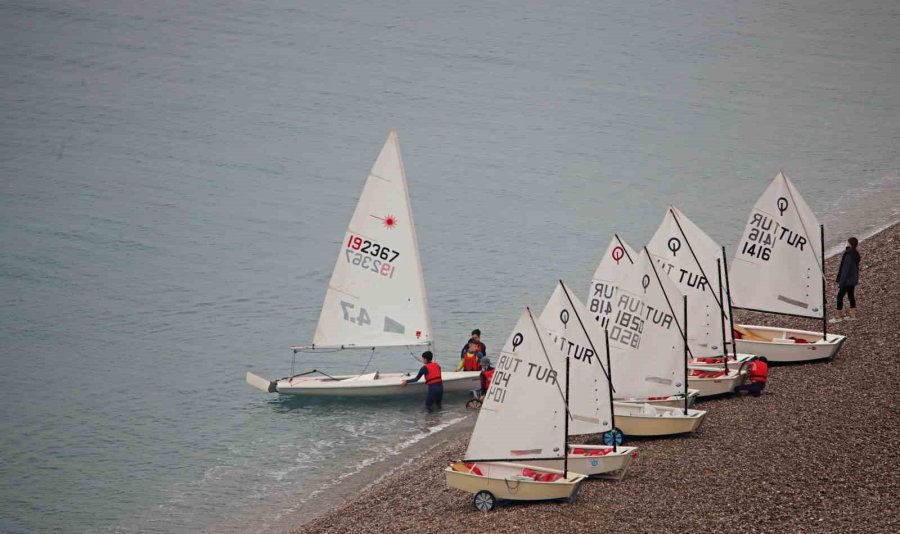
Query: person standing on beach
478 357 495 400
400 351 443 411
831 237 861 323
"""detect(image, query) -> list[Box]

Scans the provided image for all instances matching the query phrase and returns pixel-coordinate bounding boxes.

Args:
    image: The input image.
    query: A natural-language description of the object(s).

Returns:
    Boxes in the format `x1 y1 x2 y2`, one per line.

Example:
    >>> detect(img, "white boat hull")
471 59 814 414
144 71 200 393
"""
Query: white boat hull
525 445 638 479
445 462 586 504
687 368 747 398
248 371 480 397
734 324 847 363
613 402 707 437
689 353 755 371
615 389 700 408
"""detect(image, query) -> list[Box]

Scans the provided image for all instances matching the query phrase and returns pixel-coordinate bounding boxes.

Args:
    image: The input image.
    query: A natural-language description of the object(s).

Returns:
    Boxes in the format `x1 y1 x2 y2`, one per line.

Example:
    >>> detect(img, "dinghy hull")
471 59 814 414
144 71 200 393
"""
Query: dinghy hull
688 368 747 398
613 402 707 437
616 389 700 408
445 462 586 507
525 445 638 479
734 324 846 362
269 371 480 396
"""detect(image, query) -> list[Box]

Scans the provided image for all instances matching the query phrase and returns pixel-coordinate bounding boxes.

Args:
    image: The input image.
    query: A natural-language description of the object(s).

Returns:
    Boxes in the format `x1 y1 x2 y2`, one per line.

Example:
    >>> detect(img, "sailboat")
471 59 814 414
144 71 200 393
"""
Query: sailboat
246 130 480 396
589 235 699 407
606 251 707 438
445 308 587 511
728 172 847 362
524 281 638 479
646 207 749 397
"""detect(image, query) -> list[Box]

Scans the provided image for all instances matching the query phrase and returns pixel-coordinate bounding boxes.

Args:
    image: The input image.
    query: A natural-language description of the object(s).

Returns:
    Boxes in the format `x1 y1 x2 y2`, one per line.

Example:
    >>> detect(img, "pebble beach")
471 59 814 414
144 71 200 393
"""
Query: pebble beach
297 222 900 533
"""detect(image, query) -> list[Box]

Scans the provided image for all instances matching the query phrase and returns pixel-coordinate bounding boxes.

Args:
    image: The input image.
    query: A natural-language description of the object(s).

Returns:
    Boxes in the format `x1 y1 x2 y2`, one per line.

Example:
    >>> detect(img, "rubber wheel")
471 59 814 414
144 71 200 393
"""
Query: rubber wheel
602 428 624 446
466 398 482 410
474 490 495 512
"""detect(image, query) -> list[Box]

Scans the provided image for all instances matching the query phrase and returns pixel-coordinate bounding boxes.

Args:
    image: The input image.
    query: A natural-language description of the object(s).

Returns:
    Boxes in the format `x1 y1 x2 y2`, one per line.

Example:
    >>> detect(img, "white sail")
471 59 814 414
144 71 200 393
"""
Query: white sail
539 281 613 436
312 130 432 348
465 309 568 461
588 235 637 329
607 251 686 399
729 172 823 318
646 206 731 357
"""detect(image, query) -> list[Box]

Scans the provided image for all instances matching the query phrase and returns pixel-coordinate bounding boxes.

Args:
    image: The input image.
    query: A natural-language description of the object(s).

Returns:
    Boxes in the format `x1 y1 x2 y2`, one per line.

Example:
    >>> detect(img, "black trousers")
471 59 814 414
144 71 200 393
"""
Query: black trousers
734 381 765 397
425 383 443 411
836 285 856 310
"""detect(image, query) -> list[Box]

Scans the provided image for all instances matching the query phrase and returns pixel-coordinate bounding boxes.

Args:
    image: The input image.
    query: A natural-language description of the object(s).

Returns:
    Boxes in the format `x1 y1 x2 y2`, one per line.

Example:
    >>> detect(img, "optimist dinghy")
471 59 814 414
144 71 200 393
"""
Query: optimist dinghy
246 130 479 396
729 172 847 362
531 281 638 479
588 235 700 408
604 251 707 438
445 308 586 511
647 207 748 396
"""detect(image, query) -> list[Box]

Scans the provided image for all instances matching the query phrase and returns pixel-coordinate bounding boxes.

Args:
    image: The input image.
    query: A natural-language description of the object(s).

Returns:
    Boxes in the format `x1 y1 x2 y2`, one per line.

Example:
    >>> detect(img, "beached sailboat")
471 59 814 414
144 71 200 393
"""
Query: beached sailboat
605 251 707 438
729 172 847 362
246 130 480 396
589 235 700 407
529 281 638 478
445 308 587 511
647 207 748 397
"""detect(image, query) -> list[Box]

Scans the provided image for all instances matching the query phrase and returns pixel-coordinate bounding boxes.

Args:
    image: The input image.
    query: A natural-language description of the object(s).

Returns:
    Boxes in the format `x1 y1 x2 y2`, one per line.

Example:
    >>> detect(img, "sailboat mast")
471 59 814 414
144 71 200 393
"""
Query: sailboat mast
821 224 827 339
683 295 689 415
721 246 737 360
604 329 617 452
564 356 570 478
717 259 728 373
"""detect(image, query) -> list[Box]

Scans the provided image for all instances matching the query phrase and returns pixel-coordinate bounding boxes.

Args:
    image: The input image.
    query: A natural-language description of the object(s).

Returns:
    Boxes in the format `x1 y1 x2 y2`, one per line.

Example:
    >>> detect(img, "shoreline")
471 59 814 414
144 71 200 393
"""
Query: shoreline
295 221 900 533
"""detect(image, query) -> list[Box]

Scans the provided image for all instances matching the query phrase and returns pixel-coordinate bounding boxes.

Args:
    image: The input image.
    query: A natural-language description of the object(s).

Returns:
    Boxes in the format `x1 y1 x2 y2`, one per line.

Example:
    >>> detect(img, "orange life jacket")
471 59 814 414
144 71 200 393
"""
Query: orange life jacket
425 362 442 385
481 368 495 391
462 352 480 371
749 360 768 383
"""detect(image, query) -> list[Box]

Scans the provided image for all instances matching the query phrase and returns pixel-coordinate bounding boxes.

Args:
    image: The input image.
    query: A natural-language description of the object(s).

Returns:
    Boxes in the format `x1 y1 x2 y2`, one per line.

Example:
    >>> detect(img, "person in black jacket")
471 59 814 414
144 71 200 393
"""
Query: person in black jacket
831 237 861 323
459 329 486 358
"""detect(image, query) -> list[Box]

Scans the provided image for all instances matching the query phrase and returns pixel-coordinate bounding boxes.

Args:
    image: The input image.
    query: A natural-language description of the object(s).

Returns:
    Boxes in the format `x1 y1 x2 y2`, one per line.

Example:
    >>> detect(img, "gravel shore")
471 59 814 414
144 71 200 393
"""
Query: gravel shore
298 223 900 533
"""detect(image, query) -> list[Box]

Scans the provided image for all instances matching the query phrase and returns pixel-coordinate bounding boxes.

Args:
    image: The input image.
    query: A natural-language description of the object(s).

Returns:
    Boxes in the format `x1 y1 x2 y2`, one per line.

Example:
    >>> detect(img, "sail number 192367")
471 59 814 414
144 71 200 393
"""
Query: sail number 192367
345 234 399 278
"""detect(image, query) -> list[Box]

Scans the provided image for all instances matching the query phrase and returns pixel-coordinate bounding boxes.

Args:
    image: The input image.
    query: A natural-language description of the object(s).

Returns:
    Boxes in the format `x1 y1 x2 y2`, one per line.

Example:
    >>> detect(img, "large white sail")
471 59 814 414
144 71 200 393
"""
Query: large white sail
539 281 613 436
729 172 823 318
312 130 432 348
646 206 731 357
465 309 568 461
588 235 637 329
607 251 685 399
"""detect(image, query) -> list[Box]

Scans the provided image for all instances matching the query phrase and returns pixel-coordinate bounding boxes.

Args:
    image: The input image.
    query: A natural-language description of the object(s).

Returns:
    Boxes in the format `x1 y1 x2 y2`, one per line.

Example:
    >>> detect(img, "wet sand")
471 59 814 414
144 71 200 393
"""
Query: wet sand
297 223 900 533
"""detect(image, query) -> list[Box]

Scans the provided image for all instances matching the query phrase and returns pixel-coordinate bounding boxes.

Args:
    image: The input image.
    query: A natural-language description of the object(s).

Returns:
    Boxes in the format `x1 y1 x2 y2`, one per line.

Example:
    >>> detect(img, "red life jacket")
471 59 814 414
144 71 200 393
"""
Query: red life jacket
425 362 442 385
461 352 480 371
481 368 495 391
749 360 768 383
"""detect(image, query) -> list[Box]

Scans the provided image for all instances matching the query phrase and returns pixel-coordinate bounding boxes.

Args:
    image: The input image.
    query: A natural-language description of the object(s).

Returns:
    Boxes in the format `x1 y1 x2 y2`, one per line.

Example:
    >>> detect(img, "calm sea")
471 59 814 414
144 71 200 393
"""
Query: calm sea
1 0 898 531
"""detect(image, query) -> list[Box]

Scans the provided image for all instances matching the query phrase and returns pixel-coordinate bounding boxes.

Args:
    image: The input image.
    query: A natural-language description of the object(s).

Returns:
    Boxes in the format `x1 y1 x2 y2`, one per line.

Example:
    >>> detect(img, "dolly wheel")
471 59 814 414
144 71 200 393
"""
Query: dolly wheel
602 428 624 446
474 490 495 512
466 399 483 410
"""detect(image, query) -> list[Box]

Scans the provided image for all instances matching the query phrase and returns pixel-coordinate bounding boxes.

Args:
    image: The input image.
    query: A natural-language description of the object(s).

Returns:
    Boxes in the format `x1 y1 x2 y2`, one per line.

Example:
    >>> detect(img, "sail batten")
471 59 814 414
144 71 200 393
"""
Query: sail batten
729 172 823 318
312 130 433 350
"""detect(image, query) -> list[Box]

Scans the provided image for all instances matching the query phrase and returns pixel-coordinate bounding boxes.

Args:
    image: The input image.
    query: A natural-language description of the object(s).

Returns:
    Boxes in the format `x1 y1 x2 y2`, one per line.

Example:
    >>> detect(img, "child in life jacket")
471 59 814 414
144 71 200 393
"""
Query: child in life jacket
734 356 768 397
457 341 484 372
400 351 443 411
479 357 495 399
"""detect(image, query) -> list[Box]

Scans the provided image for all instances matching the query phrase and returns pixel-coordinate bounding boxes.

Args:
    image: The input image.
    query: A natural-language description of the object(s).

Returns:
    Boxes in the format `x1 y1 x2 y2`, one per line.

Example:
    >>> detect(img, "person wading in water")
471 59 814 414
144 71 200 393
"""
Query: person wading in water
831 237 861 323
400 351 443 411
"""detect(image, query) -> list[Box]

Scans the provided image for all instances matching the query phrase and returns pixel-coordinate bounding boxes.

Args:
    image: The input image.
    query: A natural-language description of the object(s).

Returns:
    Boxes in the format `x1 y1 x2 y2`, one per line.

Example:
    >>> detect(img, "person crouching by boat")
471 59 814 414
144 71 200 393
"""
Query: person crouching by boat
479 357 495 400
460 329 487 359
831 237 861 323
457 341 484 372
734 356 768 398
400 351 443 411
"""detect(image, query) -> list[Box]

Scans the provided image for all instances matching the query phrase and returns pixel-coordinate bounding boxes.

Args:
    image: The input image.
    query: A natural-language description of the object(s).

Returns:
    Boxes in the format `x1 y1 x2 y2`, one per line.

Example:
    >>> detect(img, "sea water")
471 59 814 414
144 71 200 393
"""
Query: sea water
1 0 898 531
